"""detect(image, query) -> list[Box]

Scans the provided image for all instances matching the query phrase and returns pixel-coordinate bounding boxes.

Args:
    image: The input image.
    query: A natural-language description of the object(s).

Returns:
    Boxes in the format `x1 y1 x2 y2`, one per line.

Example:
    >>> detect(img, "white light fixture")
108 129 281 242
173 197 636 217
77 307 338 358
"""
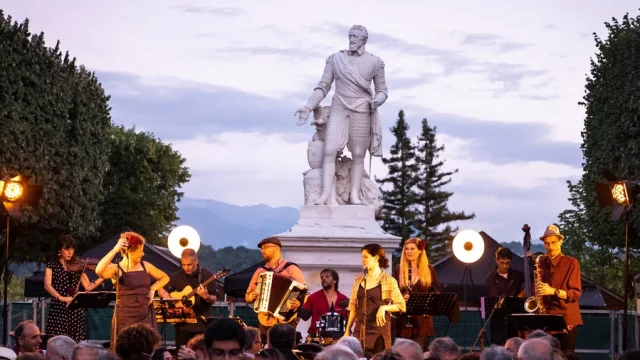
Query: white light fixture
452 229 484 264
168 225 201 258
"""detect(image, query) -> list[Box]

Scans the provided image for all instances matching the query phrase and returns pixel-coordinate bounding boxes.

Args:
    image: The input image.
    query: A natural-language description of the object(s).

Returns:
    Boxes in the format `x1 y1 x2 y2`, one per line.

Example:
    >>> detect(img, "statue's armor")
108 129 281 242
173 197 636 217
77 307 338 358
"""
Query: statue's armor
314 50 387 159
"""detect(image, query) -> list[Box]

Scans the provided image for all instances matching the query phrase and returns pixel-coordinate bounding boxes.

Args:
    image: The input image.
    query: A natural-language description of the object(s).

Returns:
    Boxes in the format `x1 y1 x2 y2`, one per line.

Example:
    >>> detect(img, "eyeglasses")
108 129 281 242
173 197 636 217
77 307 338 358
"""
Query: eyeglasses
261 245 278 250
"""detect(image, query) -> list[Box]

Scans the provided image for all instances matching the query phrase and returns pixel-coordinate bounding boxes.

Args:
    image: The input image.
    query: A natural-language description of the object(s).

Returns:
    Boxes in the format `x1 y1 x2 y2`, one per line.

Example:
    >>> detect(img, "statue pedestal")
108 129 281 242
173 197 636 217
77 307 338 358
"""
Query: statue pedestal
272 205 401 337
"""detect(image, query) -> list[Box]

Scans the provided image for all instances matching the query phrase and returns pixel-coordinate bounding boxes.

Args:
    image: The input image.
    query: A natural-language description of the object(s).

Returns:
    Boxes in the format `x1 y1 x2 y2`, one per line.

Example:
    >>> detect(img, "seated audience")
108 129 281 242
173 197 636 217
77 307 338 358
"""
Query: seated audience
335 337 365 360
480 345 512 360
315 345 357 360
426 337 459 360
0 346 17 360
204 317 246 360
266 324 298 360
115 324 161 360
518 338 553 360
504 337 523 359
46 335 76 360
13 321 42 356
391 338 422 360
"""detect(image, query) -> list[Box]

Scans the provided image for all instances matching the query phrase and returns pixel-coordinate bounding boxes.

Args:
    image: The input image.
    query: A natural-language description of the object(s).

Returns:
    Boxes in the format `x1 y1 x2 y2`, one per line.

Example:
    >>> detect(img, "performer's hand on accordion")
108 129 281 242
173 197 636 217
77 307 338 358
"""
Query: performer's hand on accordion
287 298 301 311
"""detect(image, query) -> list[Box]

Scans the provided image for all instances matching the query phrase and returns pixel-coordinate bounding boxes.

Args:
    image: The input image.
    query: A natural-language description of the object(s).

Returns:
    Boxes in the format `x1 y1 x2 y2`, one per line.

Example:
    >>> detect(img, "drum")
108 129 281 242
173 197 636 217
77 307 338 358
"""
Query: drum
317 312 346 340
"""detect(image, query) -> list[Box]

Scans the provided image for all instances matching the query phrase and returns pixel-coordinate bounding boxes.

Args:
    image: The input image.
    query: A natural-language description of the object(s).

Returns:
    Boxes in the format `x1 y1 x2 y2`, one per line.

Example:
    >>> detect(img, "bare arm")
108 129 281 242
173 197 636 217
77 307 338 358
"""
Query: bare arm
96 237 128 279
44 268 63 300
81 273 104 292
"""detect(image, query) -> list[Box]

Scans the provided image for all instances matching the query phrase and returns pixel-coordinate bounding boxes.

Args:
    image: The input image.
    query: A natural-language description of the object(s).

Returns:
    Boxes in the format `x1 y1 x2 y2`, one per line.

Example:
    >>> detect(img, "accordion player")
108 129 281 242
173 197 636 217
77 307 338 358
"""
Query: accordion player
253 271 308 327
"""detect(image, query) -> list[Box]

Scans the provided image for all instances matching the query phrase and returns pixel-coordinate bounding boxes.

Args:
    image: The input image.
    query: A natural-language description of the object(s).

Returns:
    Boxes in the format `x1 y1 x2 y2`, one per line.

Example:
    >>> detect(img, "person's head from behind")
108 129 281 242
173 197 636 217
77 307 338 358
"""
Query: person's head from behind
518 338 553 360
243 327 261 355
479 345 512 360
71 341 106 360
371 349 402 360
256 348 285 360
46 335 76 360
204 318 245 360
116 324 160 360
315 344 358 360
427 337 459 360
392 338 422 360
335 337 363 358
266 324 295 351
0 346 16 360
504 337 523 358
14 321 41 353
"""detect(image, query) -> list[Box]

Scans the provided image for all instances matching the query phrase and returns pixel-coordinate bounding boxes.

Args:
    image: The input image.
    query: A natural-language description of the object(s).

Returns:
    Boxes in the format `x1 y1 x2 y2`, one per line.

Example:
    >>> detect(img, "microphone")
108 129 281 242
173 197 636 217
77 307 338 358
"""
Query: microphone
363 267 368 275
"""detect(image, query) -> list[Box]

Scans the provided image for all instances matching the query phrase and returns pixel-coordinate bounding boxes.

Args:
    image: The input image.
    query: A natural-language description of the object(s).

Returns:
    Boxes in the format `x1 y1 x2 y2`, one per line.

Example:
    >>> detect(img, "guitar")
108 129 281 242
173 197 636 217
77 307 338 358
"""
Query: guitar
170 268 230 305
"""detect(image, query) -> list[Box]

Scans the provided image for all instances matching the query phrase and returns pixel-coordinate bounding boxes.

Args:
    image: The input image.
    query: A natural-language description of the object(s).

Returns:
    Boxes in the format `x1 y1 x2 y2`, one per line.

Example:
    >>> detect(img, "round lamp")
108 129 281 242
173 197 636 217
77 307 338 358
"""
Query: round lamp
452 229 484 264
168 225 201 258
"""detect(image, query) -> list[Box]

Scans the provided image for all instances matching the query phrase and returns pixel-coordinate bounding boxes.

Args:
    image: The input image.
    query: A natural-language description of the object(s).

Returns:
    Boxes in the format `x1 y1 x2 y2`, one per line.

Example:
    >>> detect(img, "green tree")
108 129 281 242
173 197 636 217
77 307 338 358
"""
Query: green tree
0 13 111 261
95 125 191 245
413 118 475 261
576 12 640 249
376 110 419 247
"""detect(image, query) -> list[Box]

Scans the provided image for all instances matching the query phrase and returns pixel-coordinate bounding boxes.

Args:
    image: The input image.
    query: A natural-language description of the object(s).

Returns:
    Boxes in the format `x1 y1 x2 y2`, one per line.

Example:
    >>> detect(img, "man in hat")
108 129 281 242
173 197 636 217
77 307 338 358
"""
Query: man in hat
527 225 582 353
245 237 306 342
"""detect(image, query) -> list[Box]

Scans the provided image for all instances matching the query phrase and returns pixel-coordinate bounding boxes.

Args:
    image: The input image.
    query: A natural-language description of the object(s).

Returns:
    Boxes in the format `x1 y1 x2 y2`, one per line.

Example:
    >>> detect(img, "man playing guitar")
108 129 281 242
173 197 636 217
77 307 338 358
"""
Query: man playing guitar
245 237 306 343
158 248 218 349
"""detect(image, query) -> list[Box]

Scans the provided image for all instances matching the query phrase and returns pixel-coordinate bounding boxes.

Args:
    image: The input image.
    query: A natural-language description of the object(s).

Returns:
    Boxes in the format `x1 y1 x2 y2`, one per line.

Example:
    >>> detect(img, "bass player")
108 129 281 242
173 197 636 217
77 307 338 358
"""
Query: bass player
158 248 218 349
245 237 306 343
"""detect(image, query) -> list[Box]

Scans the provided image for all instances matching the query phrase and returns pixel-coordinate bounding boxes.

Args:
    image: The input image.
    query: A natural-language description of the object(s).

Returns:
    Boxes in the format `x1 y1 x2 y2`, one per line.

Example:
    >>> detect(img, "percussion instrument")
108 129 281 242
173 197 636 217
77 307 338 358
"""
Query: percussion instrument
315 311 346 340
253 271 308 326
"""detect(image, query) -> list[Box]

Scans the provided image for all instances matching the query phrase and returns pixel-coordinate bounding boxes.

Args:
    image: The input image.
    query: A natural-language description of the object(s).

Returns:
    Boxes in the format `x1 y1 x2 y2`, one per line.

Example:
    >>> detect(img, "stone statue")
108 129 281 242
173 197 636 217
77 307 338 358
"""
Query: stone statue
295 24 388 205
303 106 383 210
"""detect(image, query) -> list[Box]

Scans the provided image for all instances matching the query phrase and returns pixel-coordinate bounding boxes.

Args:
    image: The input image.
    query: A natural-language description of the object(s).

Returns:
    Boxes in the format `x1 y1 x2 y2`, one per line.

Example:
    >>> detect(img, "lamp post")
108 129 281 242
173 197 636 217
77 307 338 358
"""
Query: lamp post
0 175 42 345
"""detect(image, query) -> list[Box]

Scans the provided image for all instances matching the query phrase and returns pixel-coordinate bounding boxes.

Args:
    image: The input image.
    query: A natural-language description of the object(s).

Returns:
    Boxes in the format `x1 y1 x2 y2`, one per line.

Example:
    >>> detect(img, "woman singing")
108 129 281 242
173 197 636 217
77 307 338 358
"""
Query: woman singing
394 238 440 351
44 235 105 342
345 244 405 353
95 232 169 347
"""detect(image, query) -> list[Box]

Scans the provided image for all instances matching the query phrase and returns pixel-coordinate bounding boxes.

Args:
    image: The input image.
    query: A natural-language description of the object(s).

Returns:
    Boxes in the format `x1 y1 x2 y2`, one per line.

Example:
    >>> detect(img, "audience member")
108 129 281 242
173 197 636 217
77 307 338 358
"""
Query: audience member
370 349 403 360
504 337 523 359
480 345 512 360
115 324 161 360
335 337 364 359
315 345 357 360
13 321 42 355
244 327 262 358
391 338 422 360
46 335 76 360
256 348 285 360
518 338 553 360
151 348 172 360
204 317 245 360
71 341 108 360
427 337 459 360
266 324 298 360
0 346 17 360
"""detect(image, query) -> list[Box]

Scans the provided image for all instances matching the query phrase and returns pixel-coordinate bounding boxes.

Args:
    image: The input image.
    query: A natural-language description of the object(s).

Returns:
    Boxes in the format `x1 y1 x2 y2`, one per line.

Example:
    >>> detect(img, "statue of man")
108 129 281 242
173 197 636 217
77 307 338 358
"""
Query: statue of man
295 24 388 205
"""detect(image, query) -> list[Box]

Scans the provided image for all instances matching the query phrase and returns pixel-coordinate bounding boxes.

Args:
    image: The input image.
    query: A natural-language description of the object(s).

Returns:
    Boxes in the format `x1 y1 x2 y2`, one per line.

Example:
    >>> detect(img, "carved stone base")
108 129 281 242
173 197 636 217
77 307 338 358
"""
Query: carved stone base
272 205 401 337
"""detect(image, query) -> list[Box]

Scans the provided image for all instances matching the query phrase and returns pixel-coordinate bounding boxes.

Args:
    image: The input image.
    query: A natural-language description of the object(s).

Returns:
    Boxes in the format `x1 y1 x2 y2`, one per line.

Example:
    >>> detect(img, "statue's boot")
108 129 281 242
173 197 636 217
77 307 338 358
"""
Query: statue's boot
313 186 332 205
313 156 336 205
350 187 362 205
350 156 365 205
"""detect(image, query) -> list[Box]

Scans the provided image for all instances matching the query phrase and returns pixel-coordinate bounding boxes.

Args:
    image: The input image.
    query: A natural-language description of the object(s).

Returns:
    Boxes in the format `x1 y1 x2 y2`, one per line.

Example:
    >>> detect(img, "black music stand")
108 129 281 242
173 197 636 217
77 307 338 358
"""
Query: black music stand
67 291 116 310
481 297 525 319
406 293 459 321
508 314 567 333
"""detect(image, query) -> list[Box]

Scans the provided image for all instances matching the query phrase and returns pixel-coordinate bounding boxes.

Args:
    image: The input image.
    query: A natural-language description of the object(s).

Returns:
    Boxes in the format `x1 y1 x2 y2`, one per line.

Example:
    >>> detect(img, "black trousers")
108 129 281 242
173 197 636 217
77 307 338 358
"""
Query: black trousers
553 327 578 353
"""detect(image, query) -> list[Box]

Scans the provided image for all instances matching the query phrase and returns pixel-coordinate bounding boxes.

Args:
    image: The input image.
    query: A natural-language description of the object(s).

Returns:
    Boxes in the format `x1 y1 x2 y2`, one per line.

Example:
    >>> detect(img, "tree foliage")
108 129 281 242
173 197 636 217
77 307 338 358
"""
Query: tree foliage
96 126 191 245
413 118 474 261
376 110 419 246
0 12 111 261
576 12 640 249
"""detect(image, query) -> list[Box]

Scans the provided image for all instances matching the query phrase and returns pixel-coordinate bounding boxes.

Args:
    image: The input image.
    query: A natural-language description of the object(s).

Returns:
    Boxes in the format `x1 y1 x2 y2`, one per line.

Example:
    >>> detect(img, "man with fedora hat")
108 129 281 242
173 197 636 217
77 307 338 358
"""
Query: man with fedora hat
527 225 582 353
245 237 306 343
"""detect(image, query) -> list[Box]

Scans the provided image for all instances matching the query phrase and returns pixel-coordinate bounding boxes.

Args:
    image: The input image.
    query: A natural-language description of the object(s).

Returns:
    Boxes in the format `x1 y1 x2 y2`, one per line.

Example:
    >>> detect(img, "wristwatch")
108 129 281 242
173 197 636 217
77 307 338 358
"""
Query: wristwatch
554 288 560 297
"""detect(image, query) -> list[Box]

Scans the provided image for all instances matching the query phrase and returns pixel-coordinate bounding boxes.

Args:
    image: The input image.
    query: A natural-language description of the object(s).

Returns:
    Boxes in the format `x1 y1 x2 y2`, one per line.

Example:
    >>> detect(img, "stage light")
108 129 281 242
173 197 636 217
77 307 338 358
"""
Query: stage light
2 181 23 202
168 225 201 258
452 229 484 264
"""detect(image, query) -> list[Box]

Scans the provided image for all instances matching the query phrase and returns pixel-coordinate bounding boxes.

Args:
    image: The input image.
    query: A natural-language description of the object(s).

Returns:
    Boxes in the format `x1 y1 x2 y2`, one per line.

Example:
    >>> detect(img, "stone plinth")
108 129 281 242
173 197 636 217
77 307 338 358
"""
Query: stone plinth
272 205 401 337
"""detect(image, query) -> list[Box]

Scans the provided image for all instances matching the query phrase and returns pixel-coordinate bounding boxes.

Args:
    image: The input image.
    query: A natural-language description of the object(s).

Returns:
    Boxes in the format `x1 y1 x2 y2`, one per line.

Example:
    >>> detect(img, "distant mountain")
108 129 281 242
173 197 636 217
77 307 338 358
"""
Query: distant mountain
175 198 299 249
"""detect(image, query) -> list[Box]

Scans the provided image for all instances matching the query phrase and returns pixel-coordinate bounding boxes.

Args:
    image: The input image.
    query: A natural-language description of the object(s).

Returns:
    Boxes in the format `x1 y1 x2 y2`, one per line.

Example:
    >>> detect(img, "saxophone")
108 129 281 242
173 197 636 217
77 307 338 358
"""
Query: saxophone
524 254 546 314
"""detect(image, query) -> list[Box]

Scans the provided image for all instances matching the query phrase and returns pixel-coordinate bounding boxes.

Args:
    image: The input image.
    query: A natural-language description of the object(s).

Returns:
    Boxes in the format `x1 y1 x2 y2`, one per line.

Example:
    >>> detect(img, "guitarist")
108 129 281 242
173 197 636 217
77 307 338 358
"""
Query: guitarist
245 237 306 343
485 247 524 346
158 249 218 349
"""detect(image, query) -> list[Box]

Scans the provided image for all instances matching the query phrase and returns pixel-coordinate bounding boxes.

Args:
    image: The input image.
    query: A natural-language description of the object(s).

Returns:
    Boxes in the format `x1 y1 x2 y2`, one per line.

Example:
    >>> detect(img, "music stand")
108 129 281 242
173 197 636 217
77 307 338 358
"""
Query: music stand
481 297 525 319
406 293 459 319
67 291 116 310
508 314 567 333
153 299 197 324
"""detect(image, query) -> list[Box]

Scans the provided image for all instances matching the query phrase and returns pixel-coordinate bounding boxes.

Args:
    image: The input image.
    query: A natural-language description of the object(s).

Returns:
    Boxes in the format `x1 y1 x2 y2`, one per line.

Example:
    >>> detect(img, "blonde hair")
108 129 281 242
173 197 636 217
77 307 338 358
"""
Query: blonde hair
399 238 431 289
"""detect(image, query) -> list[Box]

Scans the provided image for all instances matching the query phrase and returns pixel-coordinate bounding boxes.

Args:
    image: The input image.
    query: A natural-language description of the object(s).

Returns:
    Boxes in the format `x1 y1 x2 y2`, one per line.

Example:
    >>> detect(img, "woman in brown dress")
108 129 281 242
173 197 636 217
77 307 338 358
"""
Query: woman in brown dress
95 231 169 348
394 237 441 351
345 244 405 354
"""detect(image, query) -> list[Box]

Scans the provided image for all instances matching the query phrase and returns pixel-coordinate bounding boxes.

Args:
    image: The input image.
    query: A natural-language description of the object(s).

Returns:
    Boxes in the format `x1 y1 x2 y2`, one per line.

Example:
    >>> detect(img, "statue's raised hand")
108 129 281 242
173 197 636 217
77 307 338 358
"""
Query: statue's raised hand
294 107 311 126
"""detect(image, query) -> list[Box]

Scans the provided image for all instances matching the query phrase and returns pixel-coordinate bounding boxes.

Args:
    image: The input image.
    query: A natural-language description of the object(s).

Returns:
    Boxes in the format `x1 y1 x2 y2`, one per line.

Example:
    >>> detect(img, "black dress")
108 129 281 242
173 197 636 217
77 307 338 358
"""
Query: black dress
46 261 87 342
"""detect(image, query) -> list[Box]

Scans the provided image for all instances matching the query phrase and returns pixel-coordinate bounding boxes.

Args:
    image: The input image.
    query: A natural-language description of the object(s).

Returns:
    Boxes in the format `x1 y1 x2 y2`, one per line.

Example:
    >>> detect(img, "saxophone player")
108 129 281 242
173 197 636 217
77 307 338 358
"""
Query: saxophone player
526 225 582 353
485 247 524 345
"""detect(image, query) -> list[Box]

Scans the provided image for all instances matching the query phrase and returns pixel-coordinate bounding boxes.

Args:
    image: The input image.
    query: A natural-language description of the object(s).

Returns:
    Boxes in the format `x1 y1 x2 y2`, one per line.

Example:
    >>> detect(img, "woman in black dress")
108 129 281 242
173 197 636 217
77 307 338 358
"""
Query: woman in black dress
95 231 169 349
44 235 104 342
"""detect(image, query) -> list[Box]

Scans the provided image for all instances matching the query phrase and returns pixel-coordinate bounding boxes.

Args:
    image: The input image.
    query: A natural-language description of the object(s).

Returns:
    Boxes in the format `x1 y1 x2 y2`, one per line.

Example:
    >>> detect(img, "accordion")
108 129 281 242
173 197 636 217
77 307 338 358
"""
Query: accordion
253 271 308 322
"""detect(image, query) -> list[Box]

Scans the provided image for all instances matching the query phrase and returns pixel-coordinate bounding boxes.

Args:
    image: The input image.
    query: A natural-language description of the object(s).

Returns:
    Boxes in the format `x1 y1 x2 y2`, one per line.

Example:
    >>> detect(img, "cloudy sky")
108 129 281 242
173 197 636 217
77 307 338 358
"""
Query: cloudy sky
3 1 639 244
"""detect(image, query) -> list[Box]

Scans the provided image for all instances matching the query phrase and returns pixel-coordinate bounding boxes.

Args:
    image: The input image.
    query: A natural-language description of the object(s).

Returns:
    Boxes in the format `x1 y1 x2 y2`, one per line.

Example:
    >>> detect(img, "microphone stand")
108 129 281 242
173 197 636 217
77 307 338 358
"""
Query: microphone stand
469 296 504 353
360 268 368 353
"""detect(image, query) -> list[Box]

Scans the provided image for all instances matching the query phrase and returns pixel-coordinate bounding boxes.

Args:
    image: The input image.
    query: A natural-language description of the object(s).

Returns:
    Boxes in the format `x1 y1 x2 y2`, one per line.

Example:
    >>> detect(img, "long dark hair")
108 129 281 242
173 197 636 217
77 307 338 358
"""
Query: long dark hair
362 243 390 269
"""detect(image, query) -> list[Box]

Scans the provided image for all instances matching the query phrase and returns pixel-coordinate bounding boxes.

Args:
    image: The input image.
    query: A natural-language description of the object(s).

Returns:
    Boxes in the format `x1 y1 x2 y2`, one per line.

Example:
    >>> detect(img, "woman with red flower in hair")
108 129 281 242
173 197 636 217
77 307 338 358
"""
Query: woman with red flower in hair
393 237 441 351
95 231 169 348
